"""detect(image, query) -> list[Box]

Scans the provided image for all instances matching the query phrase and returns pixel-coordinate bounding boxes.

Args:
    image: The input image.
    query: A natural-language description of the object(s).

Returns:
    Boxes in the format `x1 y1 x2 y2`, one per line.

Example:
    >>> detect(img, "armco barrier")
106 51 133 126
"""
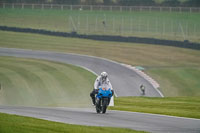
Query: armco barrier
0 26 200 50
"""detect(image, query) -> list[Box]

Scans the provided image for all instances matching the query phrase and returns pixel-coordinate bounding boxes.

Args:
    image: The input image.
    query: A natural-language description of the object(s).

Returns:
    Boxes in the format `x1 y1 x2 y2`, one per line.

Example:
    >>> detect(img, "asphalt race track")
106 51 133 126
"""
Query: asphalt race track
0 47 162 97
0 48 200 133
0 106 200 133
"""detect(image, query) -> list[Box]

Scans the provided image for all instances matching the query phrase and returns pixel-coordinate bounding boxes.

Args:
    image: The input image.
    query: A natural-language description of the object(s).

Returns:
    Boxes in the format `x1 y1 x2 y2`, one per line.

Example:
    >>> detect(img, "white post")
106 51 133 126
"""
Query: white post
12 3 14 9
61 5 63 11
163 21 165 36
179 23 186 40
113 17 115 33
110 6 112 12
51 4 53 9
120 6 122 12
194 24 196 38
3 3 5 8
186 21 188 38
147 19 149 33
68 16 70 31
86 14 89 34
130 17 133 34
95 16 98 32
171 20 173 35
22 3 24 9
90 5 92 11
138 17 141 33
121 17 124 35
32 4 34 10
78 15 80 32
156 18 158 35
70 5 72 10
42 4 44 10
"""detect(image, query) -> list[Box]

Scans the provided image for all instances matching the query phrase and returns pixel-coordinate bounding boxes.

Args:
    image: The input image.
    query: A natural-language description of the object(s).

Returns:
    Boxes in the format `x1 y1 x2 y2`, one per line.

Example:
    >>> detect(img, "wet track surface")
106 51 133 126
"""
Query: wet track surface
0 48 162 97
1 48 200 133
0 106 200 133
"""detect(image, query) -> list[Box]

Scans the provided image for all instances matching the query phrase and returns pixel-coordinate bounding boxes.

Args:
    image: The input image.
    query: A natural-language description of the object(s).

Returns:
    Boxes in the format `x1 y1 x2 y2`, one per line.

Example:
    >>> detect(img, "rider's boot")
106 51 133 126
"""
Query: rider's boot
92 97 96 105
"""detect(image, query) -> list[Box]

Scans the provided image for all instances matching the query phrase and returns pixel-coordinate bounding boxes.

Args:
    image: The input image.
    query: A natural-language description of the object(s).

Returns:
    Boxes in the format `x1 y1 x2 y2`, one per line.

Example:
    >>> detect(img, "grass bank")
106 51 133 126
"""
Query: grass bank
109 97 200 119
0 113 146 133
0 8 199 42
0 56 96 107
1 31 200 96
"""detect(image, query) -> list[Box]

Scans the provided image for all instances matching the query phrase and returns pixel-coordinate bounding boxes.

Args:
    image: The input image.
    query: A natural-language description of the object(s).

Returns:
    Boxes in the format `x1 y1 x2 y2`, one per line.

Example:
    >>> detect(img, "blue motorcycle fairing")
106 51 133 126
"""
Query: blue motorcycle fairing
96 88 112 99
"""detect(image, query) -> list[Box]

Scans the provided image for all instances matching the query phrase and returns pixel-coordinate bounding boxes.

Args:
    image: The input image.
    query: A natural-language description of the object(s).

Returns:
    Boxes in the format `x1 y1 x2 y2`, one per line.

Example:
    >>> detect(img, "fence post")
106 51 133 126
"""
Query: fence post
138 17 141 33
95 16 98 32
147 19 149 33
32 4 34 9
120 6 122 12
163 21 165 36
156 18 158 35
130 17 133 34
121 17 124 35
90 5 92 11
3 3 5 8
42 4 44 10
70 5 72 10
51 4 53 9
22 3 24 9
12 3 14 9
112 17 115 33
110 6 112 12
61 5 63 11
86 14 89 34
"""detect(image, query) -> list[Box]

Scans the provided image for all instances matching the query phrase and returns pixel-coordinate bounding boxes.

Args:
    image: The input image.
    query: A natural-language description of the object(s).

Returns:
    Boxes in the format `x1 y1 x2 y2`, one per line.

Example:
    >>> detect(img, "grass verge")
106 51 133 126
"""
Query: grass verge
109 97 200 119
0 56 96 107
0 113 146 133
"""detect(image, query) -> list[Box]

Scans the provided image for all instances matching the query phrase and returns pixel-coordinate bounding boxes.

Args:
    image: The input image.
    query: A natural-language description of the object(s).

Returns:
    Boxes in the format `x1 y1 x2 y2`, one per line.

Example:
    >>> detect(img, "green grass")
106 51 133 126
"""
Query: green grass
0 56 96 107
0 8 200 42
146 67 200 97
109 97 200 119
0 31 200 97
0 113 146 133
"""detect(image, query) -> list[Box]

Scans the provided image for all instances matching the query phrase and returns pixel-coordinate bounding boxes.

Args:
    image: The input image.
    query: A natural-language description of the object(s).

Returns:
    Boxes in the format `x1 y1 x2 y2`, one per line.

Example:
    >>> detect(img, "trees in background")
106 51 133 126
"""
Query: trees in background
0 0 199 7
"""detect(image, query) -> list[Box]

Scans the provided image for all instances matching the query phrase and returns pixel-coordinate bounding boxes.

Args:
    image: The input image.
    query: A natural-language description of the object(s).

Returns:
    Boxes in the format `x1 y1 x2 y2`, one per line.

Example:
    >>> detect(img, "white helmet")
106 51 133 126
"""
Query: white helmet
101 72 108 82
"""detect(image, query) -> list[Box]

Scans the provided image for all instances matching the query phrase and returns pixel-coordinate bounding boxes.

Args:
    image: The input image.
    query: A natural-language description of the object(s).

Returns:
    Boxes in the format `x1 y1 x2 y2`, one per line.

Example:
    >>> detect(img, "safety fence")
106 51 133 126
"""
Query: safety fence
0 3 200 13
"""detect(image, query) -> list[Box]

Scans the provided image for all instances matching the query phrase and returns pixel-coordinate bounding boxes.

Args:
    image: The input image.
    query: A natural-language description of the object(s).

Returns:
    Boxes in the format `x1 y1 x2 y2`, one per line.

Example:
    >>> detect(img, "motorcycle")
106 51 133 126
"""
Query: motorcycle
95 86 113 114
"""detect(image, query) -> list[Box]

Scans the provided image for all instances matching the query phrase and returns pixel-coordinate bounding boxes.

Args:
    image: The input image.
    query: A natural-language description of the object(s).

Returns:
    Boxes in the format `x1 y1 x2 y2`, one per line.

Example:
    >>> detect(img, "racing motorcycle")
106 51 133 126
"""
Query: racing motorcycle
95 86 113 114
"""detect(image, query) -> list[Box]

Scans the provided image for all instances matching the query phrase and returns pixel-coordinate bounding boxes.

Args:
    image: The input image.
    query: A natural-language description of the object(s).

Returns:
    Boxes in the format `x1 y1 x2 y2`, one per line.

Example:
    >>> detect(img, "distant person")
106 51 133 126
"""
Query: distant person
90 72 114 105
140 84 145 95
102 20 106 27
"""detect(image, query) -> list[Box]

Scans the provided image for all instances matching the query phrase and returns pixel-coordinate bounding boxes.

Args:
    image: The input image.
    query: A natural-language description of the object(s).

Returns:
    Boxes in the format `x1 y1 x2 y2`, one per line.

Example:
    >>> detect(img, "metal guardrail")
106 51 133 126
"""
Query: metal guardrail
0 3 200 13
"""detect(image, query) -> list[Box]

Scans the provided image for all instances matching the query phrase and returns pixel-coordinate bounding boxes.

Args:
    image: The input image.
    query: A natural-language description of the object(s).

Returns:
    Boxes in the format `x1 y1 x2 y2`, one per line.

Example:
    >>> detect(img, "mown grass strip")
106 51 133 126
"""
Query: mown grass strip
0 56 96 107
0 113 146 133
109 97 200 119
